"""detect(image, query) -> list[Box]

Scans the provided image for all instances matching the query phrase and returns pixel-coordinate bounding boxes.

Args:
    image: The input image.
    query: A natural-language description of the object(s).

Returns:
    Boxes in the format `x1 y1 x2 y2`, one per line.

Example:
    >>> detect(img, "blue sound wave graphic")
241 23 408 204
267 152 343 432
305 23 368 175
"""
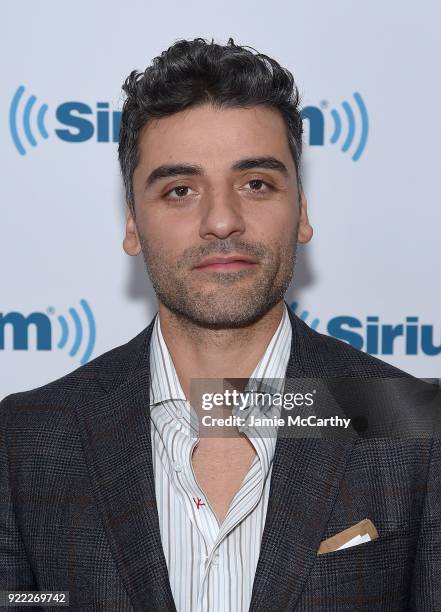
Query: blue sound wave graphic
289 301 320 330
329 92 368 161
56 299 96 365
9 85 49 155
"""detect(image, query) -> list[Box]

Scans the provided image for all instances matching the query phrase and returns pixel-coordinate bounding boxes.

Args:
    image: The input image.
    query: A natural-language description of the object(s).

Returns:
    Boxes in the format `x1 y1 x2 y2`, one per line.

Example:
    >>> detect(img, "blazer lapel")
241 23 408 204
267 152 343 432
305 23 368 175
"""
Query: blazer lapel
249 303 359 611
75 318 177 612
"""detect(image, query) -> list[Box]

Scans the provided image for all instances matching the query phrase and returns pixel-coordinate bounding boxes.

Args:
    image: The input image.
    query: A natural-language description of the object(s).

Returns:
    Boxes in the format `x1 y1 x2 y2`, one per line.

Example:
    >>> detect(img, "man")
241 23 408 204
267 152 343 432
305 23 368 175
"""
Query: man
1 38 440 612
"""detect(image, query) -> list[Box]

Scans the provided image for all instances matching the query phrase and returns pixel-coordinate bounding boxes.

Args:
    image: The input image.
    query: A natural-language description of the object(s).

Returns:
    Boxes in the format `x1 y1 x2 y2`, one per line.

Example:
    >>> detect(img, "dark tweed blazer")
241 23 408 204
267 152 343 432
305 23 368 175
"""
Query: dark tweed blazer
1 302 440 611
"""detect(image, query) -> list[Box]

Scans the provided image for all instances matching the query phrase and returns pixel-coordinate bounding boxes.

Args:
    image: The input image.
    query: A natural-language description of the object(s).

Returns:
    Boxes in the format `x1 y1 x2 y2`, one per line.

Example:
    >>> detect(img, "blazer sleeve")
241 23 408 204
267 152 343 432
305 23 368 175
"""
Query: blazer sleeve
410 437 441 610
0 396 37 591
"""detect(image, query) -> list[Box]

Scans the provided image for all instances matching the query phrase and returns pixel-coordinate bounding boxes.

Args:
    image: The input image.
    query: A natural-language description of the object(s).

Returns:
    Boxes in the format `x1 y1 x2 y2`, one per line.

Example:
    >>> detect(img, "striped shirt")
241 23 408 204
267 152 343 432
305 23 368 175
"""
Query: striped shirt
149 303 292 612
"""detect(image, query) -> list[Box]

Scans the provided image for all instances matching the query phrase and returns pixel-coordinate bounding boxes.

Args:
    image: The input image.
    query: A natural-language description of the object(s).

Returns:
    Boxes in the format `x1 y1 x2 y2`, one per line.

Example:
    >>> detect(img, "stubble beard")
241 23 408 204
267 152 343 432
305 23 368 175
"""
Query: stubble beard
138 233 298 329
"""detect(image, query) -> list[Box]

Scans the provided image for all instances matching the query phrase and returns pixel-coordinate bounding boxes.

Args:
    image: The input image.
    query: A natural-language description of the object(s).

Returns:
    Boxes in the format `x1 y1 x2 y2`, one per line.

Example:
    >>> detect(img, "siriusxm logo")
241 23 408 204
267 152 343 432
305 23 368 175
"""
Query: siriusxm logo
9 86 121 155
0 299 95 365
290 302 441 356
9 85 368 160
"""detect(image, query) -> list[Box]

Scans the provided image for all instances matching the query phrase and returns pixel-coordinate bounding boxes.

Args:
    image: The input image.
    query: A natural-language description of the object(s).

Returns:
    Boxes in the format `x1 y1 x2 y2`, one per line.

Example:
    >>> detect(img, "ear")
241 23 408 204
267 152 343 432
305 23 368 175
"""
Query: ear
297 190 313 244
122 205 141 256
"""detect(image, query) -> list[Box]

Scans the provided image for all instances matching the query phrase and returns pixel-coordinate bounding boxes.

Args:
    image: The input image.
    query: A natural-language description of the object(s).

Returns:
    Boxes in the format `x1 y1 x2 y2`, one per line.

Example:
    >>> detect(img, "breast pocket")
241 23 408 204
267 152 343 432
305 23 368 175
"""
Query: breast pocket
297 530 418 611
308 529 417 586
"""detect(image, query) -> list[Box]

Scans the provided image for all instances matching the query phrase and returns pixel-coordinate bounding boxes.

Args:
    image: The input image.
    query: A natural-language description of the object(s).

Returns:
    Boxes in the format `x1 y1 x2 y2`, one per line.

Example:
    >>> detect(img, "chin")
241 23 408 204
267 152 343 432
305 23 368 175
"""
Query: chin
177 298 278 329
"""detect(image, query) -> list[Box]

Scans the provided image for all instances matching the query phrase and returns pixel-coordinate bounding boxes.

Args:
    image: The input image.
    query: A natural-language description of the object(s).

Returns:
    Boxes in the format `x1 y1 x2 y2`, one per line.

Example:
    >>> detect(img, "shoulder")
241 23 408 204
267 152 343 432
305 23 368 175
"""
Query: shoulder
288 314 441 445
0 320 154 423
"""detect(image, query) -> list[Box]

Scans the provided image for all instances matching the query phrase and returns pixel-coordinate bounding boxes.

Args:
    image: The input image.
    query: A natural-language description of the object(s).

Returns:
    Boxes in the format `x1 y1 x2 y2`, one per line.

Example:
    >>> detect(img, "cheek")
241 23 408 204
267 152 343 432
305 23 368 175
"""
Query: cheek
137 207 167 245
135 214 164 259
252 203 297 244
138 212 190 263
279 204 298 241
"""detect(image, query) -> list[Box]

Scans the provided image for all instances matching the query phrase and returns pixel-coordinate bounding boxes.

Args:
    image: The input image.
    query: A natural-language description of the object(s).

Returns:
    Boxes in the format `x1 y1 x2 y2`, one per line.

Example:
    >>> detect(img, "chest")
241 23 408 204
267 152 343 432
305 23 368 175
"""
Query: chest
191 436 257 523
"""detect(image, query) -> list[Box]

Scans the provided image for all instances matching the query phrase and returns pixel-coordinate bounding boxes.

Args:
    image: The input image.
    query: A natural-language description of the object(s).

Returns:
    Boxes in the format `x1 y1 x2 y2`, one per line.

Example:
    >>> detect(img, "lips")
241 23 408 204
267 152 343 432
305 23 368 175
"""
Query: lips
193 254 258 271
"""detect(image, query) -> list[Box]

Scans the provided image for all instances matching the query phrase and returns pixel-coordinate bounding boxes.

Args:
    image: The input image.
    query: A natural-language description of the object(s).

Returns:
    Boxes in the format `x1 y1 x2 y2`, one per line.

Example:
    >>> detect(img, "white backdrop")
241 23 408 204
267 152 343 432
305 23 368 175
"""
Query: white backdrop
2 0 440 399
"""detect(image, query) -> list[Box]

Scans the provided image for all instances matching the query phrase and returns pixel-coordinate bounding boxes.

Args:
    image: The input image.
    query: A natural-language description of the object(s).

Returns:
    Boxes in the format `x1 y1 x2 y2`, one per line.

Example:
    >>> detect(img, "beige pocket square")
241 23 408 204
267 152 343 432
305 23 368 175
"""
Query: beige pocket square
318 518 379 554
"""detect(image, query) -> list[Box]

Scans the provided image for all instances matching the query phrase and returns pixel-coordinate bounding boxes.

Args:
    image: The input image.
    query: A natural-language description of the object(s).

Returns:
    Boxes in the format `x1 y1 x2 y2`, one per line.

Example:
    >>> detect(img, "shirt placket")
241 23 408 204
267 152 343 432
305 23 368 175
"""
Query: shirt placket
168 399 266 611
196 447 265 612
168 400 220 542
170 423 225 611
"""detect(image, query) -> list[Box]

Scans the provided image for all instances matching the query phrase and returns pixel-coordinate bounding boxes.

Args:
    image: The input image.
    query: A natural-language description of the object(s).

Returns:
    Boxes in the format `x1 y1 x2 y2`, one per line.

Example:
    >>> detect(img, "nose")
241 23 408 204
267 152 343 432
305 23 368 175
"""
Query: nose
198 187 246 241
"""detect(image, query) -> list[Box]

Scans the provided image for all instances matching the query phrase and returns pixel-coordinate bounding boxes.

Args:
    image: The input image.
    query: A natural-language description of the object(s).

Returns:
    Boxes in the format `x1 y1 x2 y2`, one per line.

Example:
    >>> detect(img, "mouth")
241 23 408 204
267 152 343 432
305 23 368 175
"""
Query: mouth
193 255 258 272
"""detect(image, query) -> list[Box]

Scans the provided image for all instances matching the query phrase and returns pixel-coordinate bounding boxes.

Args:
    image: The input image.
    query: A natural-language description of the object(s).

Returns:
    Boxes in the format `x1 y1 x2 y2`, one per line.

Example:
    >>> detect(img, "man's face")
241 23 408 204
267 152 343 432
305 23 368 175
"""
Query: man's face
124 103 313 328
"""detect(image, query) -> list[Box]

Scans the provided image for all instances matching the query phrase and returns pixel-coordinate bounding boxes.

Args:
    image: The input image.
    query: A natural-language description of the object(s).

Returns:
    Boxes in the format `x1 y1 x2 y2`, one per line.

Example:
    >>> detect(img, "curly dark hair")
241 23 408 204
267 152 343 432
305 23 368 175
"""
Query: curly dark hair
118 37 303 216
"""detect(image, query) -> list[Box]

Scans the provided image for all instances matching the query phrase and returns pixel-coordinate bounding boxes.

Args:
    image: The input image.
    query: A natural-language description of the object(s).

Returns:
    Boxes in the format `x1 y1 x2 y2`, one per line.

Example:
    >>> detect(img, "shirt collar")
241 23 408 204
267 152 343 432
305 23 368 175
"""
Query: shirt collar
149 302 292 406
149 312 187 406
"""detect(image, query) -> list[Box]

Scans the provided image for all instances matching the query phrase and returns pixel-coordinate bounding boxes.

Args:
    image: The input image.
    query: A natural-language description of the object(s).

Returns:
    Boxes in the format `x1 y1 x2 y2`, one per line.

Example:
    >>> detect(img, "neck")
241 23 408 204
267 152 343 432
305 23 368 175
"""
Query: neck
157 300 285 399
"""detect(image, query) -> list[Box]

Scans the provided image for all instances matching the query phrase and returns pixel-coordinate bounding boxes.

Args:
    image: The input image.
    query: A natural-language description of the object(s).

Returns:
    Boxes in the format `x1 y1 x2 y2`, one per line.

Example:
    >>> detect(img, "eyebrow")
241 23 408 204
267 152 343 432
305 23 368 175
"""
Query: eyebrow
231 156 289 176
145 163 203 189
144 156 289 190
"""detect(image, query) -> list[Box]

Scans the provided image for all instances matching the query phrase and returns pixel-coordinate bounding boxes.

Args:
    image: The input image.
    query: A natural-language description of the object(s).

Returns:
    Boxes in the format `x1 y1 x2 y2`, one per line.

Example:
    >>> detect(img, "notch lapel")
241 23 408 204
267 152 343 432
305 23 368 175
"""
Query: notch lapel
75 319 177 612
249 435 357 611
249 304 359 611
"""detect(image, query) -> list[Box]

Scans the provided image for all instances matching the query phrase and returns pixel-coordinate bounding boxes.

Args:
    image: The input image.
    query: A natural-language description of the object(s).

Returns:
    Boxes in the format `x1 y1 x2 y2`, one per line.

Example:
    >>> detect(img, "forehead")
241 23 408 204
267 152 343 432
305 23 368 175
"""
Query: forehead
136 104 295 172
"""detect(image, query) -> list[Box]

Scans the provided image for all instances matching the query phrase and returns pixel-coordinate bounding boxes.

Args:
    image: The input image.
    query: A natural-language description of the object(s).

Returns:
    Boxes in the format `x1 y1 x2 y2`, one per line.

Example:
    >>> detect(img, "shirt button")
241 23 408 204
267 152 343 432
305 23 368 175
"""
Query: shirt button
212 552 219 565
175 408 183 418
173 462 182 472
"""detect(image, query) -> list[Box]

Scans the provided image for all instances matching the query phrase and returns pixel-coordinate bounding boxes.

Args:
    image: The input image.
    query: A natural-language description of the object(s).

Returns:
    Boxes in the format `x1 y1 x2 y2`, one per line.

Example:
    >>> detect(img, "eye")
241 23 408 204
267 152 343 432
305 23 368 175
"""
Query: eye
246 179 273 193
164 185 195 200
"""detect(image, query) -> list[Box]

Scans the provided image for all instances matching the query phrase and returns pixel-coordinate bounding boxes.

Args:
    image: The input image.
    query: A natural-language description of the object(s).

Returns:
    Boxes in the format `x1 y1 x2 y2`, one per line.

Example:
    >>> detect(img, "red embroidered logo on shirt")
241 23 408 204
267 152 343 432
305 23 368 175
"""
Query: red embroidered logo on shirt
193 497 205 509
